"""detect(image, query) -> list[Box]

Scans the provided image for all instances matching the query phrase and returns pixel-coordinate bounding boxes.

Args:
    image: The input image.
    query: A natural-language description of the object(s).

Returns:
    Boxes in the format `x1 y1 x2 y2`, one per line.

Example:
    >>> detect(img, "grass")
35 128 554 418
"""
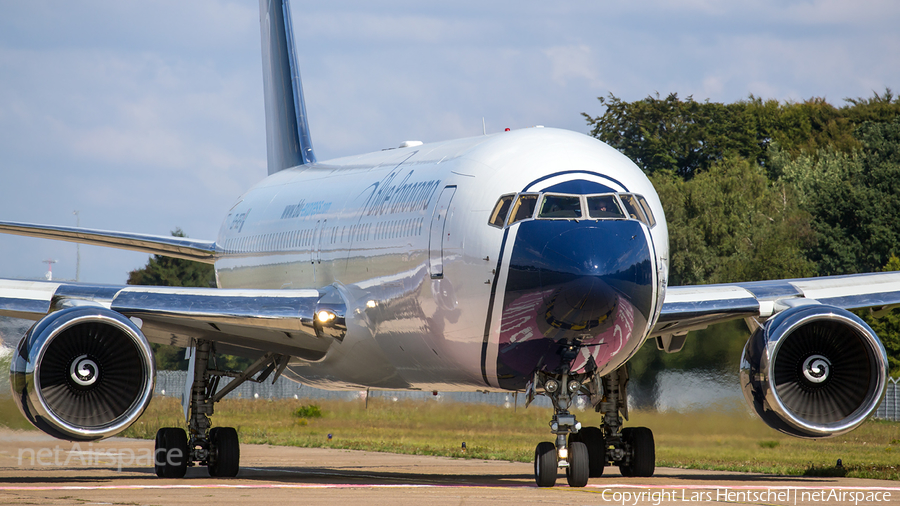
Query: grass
4 393 899 480
123 396 900 481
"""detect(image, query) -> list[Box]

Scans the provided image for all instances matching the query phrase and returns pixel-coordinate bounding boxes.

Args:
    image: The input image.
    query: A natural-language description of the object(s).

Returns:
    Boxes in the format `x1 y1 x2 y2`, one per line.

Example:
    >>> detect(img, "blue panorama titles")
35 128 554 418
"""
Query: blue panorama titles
598 488 893 505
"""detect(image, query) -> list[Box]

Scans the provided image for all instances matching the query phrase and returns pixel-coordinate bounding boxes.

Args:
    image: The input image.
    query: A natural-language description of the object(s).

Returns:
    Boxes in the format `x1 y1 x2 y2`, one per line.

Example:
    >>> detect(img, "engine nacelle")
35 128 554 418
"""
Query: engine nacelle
740 304 888 438
9 307 155 441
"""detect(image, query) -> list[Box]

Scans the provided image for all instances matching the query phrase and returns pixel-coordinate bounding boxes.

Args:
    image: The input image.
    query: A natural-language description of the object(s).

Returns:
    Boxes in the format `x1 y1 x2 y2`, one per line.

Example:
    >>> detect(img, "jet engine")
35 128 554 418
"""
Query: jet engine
9 307 155 441
740 304 888 438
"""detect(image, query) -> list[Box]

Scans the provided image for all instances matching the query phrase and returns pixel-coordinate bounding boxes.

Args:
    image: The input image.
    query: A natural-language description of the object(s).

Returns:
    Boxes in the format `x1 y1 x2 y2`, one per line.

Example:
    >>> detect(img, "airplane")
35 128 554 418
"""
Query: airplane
2 0 899 488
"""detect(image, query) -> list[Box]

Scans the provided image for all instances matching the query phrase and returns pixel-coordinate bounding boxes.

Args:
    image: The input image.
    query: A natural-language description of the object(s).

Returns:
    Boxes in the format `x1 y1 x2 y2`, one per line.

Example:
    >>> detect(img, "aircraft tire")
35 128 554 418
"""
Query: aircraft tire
155 427 188 478
208 427 240 477
618 427 655 478
565 441 589 487
154 429 165 477
534 441 558 487
575 426 606 477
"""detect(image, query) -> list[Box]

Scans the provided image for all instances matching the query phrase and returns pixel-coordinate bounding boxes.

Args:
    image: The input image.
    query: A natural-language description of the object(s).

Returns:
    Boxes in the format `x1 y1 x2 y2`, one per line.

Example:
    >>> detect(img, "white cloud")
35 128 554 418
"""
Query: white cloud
0 0 899 283
543 45 604 88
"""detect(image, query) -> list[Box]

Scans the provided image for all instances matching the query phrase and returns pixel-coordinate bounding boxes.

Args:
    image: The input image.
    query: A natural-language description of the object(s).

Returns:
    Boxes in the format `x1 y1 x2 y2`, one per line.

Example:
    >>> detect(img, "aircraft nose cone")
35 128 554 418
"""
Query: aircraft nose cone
535 224 652 334
495 220 656 388
537 228 620 332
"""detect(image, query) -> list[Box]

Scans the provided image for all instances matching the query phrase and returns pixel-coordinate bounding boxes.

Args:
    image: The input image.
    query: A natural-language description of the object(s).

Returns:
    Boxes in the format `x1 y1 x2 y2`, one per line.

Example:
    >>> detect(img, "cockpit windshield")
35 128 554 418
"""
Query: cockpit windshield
488 191 656 229
538 195 582 219
586 195 624 219
506 194 538 226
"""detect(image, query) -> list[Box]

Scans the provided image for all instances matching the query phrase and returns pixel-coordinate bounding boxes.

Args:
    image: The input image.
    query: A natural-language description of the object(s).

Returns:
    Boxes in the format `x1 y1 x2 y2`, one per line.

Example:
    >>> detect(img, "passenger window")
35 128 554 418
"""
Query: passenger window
620 194 648 225
586 195 625 219
637 195 656 228
507 194 538 226
489 194 515 228
538 195 582 219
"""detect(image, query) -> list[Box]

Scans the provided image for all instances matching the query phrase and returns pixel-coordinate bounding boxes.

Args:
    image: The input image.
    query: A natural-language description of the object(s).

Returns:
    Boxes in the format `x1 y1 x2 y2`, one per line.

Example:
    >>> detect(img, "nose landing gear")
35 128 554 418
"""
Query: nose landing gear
531 366 655 487
531 370 590 487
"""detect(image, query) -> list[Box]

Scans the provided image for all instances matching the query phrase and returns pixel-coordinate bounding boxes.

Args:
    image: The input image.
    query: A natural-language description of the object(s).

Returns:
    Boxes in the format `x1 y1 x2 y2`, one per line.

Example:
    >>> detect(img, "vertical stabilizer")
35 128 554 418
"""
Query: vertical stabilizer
260 0 316 174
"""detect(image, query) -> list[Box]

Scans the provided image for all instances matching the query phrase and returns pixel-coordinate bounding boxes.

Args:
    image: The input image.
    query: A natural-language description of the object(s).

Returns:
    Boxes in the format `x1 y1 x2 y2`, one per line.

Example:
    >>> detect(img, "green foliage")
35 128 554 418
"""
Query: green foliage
584 89 900 180
127 228 216 287
152 344 189 371
651 158 816 286
773 119 900 275
293 404 323 419
586 90 900 373
583 93 769 178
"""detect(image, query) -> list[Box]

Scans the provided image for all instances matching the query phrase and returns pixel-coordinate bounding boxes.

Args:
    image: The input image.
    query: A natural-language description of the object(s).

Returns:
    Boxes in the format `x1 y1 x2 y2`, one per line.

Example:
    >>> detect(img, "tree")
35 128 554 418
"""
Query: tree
773 119 900 275
651 157 816 286
583 90 900 181
127 228 216 287
583 93 768 179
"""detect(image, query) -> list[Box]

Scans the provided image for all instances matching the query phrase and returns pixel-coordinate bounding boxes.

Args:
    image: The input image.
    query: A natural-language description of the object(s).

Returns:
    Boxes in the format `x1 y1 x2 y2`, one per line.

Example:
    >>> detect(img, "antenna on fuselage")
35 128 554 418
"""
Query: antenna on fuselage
482 117 486 135
259 0 316 174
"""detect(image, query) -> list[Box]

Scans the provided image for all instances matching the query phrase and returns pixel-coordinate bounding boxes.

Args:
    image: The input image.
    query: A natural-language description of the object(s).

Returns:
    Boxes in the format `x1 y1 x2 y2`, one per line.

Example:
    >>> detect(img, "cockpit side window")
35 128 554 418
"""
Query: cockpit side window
636 195 656 228
586 195 625 219
488 194 515 228
507 194 538 226
538 194 582 219
620 194 648 225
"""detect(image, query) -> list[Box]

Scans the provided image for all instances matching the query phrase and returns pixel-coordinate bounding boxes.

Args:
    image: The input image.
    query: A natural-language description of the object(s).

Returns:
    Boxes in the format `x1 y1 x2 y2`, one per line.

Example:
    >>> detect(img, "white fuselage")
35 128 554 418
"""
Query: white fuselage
214 128 669 392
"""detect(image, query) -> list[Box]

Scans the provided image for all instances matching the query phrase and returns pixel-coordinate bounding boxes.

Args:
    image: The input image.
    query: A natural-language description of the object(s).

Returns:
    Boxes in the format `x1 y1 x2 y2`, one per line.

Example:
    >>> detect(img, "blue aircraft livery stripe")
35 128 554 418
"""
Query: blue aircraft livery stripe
481 226 512 387
522 170 630 193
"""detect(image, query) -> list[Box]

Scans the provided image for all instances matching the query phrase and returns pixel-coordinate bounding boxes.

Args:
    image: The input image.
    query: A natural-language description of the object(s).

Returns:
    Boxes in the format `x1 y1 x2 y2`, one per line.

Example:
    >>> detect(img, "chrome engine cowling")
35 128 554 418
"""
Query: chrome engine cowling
740 304 888 438
9 307 155 441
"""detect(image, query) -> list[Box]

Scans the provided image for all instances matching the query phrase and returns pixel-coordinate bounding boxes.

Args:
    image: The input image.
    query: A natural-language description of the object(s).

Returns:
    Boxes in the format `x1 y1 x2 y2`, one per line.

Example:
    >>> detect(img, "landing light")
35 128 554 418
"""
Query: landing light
366 300 377 308
558 447 568 460
317 310 336 323
544 379 560 393
568 380 581 393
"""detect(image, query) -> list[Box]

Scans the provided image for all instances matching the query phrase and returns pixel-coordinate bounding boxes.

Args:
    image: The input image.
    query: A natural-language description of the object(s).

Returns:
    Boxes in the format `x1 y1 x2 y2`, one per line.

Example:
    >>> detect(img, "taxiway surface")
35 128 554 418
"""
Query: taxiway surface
1 429 898 505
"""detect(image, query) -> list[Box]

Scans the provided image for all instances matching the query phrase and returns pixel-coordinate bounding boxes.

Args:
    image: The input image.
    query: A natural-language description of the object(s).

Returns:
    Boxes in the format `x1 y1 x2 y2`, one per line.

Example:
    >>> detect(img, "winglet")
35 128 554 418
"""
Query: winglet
260 0 316 174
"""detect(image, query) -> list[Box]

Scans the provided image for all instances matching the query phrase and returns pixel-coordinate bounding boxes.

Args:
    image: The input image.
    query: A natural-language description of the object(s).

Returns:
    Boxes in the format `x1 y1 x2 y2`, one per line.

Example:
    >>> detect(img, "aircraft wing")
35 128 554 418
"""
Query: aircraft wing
652 271 900 348
0 279 345 362
0 220 218 263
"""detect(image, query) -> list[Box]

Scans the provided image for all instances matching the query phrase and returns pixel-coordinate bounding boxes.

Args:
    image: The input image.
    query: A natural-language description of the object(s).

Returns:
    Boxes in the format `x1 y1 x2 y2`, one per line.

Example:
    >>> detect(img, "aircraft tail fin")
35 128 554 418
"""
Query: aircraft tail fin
259 0 316 174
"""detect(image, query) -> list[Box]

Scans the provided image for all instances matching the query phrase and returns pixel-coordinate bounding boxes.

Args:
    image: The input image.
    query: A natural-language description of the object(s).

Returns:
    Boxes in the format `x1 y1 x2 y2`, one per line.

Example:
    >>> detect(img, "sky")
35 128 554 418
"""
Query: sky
0 0 898 284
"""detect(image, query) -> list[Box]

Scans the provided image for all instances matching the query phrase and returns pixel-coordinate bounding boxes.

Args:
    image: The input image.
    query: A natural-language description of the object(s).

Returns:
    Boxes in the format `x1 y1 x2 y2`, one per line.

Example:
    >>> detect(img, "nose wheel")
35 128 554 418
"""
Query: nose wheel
565 441 589 487
530 369 592 488
534 441 557 487
533 439 590 488
530 366 656 486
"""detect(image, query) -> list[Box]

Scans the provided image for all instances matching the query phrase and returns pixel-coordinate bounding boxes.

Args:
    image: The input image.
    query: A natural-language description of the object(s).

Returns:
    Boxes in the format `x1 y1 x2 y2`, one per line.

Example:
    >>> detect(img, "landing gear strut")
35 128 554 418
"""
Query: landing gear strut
154 339 288 478
596 366 655 478
530 365 655 487
531 369 590 488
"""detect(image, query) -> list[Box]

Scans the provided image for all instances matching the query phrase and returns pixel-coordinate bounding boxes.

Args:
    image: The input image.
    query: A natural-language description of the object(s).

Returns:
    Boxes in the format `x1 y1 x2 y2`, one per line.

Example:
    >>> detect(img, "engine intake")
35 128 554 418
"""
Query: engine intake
9 307 155 441
740 304 887 438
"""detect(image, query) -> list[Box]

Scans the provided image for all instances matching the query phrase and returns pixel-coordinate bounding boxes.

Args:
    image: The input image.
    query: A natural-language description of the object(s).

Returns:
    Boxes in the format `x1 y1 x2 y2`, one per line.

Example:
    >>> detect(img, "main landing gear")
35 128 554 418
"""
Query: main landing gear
154 339 288 478
530 365 655 487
